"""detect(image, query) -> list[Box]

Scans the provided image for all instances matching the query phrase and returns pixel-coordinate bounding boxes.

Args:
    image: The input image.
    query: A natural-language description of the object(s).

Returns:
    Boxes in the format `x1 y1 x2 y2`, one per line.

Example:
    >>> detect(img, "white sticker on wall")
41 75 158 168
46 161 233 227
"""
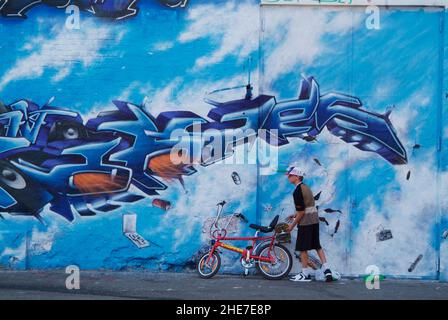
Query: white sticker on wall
122 214 150 248
123 214 137 233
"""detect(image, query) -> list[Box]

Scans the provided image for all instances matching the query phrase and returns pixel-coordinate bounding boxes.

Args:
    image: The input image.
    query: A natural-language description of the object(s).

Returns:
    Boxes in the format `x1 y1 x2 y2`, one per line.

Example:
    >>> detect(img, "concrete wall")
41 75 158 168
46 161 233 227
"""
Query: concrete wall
0 0 446 281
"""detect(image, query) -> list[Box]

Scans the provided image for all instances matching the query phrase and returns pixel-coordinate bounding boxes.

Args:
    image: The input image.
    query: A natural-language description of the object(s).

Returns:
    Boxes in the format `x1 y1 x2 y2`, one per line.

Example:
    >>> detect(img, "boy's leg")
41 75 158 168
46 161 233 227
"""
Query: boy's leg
300 251 313 279
290 250 312 281
291 226 312 281
316 248 327 265
300 251 309 269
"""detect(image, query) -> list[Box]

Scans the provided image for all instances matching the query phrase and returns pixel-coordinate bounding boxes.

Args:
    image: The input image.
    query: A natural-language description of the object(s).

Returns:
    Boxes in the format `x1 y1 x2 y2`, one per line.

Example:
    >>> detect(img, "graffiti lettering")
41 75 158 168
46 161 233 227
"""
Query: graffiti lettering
0 77 407 222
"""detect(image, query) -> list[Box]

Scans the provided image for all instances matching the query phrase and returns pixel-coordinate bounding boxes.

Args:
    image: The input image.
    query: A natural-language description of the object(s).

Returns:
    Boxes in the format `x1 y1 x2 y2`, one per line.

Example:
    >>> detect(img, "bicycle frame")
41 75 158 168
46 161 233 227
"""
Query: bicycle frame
207 233 277 264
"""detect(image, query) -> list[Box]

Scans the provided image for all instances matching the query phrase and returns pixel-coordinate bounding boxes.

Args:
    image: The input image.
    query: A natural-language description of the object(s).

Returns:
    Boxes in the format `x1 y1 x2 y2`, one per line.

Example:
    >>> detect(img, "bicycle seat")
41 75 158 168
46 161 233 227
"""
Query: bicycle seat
249 215 279 233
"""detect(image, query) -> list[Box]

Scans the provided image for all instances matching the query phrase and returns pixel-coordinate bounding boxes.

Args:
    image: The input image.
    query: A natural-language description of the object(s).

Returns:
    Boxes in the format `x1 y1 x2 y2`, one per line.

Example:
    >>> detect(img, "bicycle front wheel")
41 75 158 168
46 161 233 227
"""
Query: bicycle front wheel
197 251 221 279
255 243 292 280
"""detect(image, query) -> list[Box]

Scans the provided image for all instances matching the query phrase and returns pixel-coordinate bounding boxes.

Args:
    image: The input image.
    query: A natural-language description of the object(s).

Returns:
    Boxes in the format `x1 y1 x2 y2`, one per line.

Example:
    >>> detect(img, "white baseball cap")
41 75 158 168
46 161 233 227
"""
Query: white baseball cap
286 167 305 177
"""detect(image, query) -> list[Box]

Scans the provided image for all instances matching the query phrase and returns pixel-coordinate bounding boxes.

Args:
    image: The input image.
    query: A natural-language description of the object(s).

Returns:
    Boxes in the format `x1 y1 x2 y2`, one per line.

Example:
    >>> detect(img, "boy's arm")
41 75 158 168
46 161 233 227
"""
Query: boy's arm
290 210 304 229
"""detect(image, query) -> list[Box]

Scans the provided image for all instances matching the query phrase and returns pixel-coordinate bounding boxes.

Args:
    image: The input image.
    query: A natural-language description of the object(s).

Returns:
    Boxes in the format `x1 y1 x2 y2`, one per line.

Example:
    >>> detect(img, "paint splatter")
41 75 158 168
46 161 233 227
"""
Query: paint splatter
319 217 329 226
324 208 342 214
406 170 411 180
408 254 423 272
231 172 241 185
302 136 317 142
376 229 393 242
235 213 248 223
331 220 340 237
152 199 171 211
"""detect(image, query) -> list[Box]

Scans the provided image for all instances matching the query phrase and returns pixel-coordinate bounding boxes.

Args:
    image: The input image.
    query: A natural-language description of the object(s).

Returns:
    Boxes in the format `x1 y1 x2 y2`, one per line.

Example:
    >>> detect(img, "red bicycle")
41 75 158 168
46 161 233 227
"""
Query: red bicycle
197 201 293 280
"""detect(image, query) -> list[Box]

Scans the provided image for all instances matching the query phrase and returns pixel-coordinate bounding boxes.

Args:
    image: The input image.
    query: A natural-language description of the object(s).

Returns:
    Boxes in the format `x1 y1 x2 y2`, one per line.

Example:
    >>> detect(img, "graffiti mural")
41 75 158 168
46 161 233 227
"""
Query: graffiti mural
0 77 406 222
0 0 446 279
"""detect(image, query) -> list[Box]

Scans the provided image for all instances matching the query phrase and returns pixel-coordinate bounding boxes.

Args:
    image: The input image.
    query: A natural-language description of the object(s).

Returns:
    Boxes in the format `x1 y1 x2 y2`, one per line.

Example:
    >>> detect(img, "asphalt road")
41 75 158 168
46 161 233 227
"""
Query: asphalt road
0 270 447 300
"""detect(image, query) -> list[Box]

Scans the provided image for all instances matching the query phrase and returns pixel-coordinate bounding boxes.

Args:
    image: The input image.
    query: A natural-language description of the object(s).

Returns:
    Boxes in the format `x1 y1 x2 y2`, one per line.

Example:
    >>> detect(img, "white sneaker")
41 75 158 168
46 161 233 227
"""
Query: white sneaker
289 272 312 282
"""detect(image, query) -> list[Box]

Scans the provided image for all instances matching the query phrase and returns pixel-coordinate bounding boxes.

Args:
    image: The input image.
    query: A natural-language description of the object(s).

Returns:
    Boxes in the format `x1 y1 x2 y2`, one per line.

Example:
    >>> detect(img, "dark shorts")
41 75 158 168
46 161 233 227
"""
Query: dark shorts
296 224 322 252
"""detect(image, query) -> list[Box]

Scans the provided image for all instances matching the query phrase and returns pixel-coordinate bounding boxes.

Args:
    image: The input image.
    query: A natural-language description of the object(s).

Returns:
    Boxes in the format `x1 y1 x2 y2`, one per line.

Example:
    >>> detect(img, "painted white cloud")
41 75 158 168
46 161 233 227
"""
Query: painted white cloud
80 80 154 120
98 70 259 121
389 85 433 149
0 21 126 92
177 1 259 71
151 2 363 89
151 41 175 53
350 157 441 276
28 226 59 255
262 7 363 87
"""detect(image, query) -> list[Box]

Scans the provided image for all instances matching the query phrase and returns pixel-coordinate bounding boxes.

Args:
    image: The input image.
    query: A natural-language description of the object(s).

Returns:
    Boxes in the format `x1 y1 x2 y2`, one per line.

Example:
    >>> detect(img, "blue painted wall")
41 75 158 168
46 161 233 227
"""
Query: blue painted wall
0 1 447 281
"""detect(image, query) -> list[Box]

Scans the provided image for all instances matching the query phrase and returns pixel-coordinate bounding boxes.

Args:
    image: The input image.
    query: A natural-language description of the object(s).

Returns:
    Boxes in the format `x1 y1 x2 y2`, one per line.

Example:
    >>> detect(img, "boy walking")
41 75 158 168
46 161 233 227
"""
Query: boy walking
285 167 333 282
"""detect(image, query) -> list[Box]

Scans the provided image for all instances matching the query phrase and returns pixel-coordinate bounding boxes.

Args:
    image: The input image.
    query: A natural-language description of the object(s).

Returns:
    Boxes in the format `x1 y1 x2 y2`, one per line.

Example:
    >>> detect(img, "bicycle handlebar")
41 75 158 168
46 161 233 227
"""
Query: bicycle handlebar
217 200 226 206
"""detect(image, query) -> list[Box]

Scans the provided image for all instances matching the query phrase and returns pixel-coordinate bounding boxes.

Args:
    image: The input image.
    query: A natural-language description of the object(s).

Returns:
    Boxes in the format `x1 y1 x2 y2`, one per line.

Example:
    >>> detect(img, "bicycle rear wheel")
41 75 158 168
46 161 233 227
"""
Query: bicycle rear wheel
197 251 221 279
255 243 292 280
